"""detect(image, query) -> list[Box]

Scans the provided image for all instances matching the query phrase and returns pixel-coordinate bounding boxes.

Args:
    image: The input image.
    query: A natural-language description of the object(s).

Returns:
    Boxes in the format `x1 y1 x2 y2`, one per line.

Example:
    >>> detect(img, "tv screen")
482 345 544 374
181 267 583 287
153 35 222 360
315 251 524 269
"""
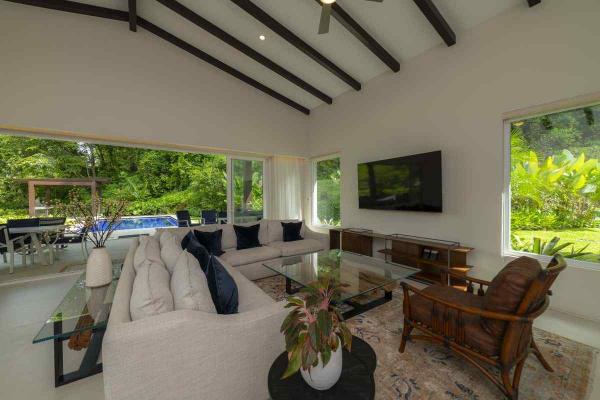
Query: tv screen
357 151 442 212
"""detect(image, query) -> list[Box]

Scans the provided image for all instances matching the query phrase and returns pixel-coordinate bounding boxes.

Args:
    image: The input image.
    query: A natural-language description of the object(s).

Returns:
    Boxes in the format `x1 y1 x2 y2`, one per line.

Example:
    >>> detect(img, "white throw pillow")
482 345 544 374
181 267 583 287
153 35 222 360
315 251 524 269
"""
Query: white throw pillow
161 233 184 274
159 229 175 247
130 260 173 321
134 236 162 273
171 251 216 313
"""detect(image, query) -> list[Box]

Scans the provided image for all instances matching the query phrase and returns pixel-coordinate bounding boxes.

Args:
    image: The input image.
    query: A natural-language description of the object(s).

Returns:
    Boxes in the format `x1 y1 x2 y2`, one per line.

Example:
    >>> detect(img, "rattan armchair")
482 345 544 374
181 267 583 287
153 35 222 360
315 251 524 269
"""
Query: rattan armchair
399 255 566 400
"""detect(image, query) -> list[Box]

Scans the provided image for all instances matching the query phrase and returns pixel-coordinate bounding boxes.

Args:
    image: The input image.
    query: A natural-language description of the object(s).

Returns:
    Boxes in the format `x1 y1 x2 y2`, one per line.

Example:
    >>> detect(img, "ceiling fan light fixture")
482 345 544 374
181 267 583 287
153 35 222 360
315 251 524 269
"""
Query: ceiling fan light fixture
321 0 336 4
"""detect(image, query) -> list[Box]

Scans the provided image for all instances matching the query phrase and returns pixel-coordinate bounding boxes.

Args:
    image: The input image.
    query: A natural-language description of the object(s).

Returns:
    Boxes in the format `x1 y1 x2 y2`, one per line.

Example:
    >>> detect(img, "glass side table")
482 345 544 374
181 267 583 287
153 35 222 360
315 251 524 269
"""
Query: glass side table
33 262 121 387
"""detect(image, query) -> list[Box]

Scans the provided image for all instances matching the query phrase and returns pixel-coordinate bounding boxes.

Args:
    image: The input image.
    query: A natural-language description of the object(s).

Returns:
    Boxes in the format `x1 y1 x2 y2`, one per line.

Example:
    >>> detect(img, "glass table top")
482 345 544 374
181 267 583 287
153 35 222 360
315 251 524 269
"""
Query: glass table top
263 250 418 302
33 263 122 344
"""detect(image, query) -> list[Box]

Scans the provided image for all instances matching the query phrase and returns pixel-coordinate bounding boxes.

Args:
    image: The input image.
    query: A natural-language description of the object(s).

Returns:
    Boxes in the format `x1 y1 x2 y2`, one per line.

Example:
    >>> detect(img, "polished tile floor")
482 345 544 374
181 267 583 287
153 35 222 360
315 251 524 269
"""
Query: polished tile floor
0 275 598 399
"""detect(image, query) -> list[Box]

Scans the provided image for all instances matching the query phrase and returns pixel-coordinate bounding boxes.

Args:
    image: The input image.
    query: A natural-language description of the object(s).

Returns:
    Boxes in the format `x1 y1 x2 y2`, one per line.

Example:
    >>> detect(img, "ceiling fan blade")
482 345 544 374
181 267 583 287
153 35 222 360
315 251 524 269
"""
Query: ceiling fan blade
318 3 332 34
365 0 384 2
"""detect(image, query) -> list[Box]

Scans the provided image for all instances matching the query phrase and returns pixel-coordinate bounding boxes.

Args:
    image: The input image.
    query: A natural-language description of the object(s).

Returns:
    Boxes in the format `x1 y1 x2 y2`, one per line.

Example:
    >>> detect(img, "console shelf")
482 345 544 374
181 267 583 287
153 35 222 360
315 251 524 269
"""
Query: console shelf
330 228 474 286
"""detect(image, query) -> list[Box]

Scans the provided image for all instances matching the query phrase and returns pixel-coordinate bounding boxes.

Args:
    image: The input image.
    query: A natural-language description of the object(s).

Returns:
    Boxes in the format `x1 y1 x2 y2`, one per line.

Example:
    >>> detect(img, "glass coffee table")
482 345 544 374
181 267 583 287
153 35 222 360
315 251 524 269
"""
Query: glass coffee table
33 262 121 387
263 250 418 319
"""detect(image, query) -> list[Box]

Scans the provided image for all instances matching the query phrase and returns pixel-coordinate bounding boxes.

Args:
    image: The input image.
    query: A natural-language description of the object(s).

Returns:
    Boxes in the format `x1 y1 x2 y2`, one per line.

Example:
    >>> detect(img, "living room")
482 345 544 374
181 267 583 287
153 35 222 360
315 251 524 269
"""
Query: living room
1 0 599 399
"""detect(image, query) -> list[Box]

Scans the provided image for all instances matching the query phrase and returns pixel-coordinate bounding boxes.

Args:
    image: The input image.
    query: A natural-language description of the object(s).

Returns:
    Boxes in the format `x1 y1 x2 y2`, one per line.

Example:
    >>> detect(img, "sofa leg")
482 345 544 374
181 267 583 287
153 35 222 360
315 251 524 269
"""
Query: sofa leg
531 339 554 372
398 320 412 353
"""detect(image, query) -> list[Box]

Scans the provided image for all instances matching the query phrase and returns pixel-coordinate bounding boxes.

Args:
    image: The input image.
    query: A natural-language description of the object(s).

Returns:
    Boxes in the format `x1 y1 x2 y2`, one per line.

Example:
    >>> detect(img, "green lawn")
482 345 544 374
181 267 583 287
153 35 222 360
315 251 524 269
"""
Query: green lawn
513 228 600 262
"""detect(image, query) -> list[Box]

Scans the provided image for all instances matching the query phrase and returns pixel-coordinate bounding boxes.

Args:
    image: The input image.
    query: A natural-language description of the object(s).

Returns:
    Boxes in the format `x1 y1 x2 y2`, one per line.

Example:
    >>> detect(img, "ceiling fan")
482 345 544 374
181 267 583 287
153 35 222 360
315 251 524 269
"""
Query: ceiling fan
318 0 383 34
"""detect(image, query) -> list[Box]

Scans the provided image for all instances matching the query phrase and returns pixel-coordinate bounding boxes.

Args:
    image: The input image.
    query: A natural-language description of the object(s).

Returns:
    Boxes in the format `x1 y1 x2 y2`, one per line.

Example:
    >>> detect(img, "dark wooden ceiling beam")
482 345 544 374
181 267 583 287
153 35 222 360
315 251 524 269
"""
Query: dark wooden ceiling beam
4 0 129 21
314 0 400 73
229 0 361 91
528 0 541 6
412 0 456 47
128 0 136 32
156 0 332 104
4 0 310 114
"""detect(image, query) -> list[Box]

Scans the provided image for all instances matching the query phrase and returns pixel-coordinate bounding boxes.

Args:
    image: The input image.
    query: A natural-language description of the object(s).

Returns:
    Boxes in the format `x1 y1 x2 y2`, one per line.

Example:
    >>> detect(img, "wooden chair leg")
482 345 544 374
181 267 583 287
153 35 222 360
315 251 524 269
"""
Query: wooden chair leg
531 339 554 372
501 368 517 400
398 320 413 353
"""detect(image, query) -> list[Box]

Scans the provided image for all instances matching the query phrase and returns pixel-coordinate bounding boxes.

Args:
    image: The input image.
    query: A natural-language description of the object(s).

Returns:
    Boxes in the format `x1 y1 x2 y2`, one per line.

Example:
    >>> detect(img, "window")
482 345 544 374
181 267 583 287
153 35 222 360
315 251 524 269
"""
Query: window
230 158 264 223
312 155 341 226
505 103 600 265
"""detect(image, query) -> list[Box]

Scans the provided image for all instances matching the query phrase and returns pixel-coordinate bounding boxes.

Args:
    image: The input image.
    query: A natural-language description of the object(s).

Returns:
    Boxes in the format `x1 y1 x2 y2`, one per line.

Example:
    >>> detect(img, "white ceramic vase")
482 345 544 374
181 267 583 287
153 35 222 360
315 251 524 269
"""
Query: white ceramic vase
300 338 343 391
85 247 113 288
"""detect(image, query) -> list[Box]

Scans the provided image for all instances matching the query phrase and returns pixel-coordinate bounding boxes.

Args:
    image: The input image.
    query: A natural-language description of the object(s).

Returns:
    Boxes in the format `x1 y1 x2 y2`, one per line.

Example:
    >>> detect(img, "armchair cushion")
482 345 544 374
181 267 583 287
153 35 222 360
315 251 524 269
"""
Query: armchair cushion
409 285 501 356
482 256 542 336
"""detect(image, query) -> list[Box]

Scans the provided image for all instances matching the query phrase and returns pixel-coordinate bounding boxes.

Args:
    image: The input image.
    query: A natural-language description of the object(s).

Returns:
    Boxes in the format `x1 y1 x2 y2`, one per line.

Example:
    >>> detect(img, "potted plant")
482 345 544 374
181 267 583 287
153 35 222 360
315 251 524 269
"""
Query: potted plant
60 193 127 287
280 275 352 390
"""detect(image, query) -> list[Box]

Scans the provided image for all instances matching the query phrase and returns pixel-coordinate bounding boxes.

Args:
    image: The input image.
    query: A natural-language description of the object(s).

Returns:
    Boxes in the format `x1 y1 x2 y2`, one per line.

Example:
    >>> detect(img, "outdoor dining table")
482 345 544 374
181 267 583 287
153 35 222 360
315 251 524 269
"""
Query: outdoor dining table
10 224 67 265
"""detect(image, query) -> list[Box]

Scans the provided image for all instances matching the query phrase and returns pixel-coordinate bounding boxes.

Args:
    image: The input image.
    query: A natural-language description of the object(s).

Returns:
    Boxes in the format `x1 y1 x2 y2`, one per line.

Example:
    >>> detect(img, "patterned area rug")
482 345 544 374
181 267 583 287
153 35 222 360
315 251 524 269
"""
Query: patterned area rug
254 276 598 400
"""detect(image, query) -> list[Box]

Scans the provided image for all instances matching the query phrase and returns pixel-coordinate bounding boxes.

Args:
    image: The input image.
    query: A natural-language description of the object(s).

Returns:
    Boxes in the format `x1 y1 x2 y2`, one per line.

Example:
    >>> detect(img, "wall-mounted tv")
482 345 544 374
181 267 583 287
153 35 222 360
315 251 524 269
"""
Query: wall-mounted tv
357 150 442 212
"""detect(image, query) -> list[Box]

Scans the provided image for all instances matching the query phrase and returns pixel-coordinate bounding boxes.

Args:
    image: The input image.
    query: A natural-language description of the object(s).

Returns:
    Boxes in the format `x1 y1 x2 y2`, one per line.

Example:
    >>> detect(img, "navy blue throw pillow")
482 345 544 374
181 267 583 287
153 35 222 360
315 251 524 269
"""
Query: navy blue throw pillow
180 231 195 250
205 255 239 314
233 224 261 250
194 229 224 256
184 235 210 272
281 221 303 242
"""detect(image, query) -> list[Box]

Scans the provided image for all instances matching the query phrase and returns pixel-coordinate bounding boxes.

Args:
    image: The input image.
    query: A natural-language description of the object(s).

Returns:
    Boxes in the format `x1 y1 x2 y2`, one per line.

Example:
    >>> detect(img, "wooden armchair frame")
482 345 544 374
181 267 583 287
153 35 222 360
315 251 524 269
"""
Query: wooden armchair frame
399 255 566 400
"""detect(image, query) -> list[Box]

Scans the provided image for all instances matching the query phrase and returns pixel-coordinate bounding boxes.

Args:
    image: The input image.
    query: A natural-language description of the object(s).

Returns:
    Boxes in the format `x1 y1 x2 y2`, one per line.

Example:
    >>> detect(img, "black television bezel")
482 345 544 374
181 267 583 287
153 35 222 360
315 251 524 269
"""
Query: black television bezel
357 150 443 213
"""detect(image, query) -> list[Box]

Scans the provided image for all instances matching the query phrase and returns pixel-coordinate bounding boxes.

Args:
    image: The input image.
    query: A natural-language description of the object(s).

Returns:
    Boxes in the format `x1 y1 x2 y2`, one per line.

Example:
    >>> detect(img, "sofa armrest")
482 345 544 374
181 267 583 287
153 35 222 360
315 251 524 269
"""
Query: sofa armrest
303 227 330 250
103 302 287 400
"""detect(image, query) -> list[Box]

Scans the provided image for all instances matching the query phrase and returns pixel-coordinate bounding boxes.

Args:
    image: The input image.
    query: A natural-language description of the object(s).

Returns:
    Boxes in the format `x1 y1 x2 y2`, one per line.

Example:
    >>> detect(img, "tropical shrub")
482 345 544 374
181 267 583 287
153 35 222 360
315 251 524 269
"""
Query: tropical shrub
511 233 594 260
511 147 600 230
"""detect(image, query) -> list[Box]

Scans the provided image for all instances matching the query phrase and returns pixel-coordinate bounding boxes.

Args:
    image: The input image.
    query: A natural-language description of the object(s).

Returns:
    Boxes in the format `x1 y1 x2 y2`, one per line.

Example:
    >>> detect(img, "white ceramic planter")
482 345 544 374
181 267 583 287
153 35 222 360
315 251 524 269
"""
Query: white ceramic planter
300 339 343 391
85 247 113 288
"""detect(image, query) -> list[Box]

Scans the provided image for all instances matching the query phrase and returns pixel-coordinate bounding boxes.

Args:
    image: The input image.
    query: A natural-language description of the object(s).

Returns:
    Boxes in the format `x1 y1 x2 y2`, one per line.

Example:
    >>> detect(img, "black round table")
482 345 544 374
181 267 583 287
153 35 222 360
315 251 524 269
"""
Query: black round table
268 336 376 400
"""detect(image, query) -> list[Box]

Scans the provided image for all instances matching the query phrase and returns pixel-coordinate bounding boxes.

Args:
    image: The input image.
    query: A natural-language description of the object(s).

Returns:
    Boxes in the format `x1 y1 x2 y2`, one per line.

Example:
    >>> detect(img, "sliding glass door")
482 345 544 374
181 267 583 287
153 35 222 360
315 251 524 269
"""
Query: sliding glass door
229 158 264 223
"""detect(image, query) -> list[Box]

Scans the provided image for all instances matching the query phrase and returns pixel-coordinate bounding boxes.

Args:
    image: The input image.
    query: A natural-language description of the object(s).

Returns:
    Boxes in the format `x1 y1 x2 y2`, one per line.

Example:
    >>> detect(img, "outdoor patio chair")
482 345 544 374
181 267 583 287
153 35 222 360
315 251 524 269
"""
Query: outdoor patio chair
201 210 218 225
0 225 7 263
5 218 39 273
176 210 199 228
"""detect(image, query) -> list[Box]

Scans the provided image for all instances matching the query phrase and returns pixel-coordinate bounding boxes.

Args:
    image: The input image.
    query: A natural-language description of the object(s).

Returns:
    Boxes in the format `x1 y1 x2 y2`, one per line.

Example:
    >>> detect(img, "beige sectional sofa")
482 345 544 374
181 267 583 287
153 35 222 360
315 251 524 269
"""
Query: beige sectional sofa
103 220 328 400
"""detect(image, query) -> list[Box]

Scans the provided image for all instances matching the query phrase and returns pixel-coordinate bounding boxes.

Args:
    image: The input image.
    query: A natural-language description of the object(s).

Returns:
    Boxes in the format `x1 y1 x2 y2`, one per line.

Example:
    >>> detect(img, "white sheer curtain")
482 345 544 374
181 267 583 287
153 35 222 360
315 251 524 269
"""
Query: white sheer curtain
266 156 305 220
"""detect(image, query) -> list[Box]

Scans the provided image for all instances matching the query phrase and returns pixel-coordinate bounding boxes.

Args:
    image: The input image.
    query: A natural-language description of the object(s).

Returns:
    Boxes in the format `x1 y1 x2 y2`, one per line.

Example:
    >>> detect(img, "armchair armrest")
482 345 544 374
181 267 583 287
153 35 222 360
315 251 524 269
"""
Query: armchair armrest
401 282 538 323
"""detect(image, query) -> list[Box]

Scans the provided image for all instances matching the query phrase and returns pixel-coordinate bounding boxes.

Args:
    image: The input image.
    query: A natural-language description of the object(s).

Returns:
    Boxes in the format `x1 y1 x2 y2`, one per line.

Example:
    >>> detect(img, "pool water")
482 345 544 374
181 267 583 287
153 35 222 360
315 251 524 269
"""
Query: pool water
92 216 178 232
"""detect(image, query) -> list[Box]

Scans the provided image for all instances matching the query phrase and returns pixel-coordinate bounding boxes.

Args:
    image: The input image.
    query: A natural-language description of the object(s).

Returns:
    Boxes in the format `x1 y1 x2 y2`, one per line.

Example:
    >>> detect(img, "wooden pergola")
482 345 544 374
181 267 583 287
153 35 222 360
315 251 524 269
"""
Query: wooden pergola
17 178 110 217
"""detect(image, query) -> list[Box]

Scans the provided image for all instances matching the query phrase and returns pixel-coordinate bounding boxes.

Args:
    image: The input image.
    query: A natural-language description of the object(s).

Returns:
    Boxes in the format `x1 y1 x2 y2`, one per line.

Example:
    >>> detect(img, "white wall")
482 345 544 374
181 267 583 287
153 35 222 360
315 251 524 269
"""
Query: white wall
307 0 600 321
0 2 308 157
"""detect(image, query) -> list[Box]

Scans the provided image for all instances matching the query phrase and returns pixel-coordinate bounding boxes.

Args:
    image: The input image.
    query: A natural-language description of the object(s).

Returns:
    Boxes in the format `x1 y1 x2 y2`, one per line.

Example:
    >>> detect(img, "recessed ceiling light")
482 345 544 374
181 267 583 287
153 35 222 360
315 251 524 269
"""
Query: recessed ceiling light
259 35 266 41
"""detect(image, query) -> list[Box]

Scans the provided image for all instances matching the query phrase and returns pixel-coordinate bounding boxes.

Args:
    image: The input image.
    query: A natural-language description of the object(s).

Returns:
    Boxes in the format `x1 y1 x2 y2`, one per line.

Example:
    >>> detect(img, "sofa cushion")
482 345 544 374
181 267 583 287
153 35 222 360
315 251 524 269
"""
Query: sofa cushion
281 221 303 242
220 246 281 267
267 219 305 243
234 224 262 250
171 251 216 313
205 255 239 314
194 229 224 256
160 233 184 274
410 285 501 356
130 261 173 321
267 239 324 257
482 256 542 336
134 236 162 273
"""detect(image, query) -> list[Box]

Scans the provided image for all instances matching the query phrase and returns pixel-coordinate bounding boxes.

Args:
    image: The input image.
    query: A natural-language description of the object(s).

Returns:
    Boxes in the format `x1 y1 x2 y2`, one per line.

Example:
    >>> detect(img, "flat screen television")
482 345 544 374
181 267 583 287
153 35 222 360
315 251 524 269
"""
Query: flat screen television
357 151 442 212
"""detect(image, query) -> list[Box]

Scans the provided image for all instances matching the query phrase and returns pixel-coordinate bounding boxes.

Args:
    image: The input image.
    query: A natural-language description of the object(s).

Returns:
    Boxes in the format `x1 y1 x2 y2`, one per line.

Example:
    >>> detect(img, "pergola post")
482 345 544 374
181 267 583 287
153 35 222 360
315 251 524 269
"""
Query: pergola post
28 181 36 217
91 180 97 214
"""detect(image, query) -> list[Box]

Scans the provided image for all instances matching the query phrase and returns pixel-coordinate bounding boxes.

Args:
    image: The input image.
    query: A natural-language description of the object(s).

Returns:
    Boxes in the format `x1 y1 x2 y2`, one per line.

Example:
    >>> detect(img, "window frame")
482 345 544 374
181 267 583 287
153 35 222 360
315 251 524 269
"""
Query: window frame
502 101 600 270
311 153 341 228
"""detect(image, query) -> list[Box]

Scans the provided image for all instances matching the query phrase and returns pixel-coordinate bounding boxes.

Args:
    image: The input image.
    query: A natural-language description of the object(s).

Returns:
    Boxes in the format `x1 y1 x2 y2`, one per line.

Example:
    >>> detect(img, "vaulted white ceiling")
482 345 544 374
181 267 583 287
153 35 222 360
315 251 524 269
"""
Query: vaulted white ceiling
55 0 526 111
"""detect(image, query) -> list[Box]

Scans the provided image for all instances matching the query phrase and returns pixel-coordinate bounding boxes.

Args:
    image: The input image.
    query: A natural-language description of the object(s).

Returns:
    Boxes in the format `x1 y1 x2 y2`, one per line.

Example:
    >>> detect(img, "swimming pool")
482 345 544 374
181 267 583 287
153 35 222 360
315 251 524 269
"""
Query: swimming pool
91 215 178 238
